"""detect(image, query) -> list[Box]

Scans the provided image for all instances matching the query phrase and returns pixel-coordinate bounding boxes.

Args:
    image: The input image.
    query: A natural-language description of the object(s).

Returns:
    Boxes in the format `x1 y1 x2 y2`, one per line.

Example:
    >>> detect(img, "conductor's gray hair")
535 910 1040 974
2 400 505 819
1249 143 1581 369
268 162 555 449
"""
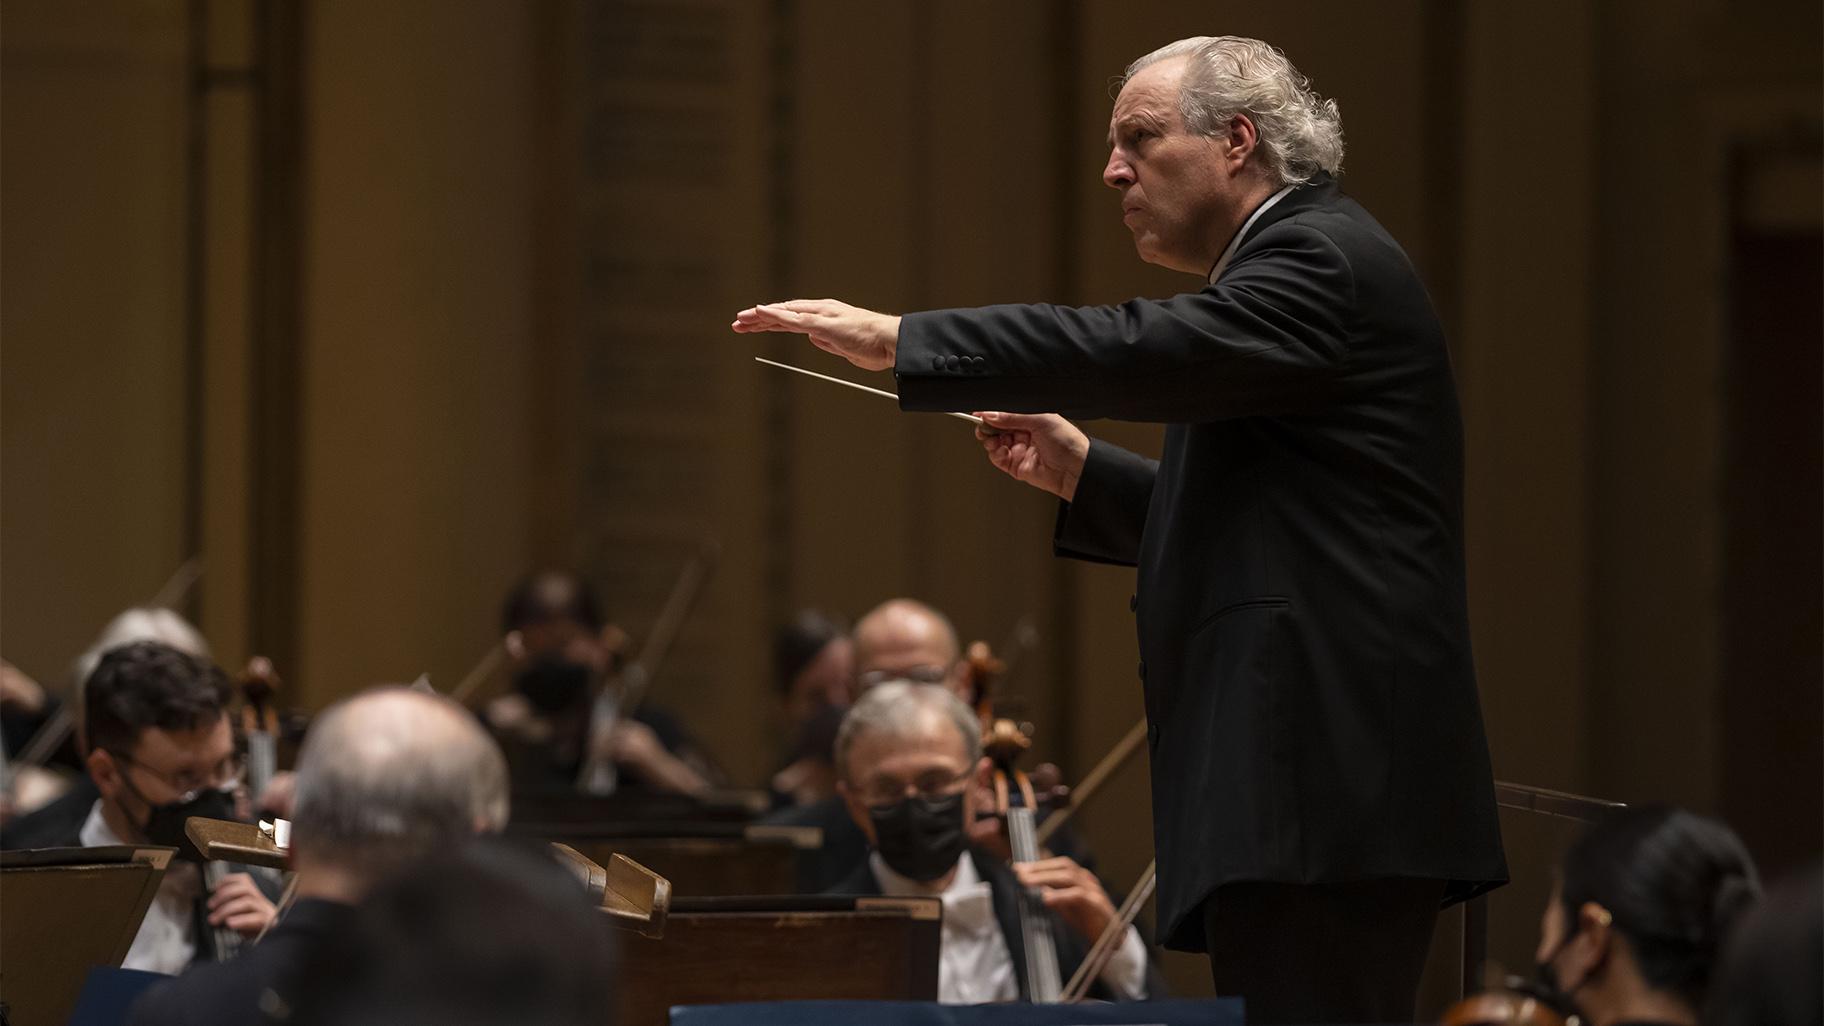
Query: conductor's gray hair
834 681 982 783
1124 36 1344 186
290 687 509 879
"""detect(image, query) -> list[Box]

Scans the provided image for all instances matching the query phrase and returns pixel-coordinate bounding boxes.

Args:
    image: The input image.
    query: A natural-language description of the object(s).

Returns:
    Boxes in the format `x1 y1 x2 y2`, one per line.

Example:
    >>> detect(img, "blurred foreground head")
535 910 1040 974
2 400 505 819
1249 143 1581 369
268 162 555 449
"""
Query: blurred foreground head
290 686 509 892
1535 804 1760 1019
287 837 616 1026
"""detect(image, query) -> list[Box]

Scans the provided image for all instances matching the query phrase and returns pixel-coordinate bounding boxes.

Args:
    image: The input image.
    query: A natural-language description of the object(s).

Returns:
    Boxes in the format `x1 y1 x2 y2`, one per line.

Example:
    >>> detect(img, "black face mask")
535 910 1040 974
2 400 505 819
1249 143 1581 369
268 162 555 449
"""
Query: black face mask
513 656 594 715
127 783 239 861
1534 919 1587 1017
869 792 968 883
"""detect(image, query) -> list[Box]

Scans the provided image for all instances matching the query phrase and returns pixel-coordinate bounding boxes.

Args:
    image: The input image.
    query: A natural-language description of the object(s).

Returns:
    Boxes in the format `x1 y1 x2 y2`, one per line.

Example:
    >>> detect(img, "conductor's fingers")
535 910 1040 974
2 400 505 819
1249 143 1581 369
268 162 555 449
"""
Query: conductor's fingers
977 411 1053 431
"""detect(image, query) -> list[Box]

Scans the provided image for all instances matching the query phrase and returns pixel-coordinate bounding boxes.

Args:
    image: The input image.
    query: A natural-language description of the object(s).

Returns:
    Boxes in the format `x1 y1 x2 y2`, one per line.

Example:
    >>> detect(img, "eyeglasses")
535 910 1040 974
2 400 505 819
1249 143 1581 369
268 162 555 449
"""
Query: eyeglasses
857 766 972 808
109 750 245 804
857 665 950 690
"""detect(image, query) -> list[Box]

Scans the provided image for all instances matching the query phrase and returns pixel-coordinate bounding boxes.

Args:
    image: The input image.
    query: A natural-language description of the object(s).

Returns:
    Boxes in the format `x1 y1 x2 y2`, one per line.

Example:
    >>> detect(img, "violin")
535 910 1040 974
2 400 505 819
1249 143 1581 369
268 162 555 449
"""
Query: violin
1440 970 1572 1026
201 657 281 964
577 538 719 794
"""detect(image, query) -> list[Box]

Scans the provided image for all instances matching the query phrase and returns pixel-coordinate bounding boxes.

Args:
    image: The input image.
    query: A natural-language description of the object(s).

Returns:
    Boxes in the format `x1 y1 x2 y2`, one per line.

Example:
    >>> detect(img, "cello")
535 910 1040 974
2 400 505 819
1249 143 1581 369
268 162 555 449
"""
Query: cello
970 641 1064 1003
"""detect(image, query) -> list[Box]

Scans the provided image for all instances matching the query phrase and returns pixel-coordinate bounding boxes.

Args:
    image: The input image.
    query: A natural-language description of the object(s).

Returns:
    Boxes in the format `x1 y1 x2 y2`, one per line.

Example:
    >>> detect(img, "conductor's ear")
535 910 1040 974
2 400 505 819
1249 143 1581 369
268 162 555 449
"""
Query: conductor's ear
503 631 526 662
1222 113 1261 170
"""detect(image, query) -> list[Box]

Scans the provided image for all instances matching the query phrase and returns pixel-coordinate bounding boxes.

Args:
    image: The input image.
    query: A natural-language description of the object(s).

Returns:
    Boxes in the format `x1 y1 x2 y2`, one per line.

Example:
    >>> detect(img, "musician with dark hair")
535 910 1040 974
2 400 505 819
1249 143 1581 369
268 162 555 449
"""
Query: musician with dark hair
63 642 277 972
486 569 717 795
1534 804 1762 1026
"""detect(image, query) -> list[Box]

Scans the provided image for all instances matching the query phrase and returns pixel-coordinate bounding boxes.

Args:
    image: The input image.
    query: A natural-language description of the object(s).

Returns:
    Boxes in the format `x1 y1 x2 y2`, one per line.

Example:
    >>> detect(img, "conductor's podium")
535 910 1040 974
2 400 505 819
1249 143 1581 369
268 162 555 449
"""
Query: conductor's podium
615 894 942 1026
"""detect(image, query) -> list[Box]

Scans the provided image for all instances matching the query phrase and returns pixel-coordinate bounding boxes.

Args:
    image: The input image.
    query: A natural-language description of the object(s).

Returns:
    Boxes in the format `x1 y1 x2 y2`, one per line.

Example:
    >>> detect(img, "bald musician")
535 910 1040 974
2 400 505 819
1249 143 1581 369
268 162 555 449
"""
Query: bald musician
764 597 978 891
130 686 510 1026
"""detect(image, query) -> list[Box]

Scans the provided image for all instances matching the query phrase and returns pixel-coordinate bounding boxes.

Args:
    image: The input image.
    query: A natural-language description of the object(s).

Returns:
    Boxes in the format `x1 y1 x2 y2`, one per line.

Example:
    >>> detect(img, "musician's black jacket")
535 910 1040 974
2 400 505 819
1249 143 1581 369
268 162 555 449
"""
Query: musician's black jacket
128 898 354 1026
826 846 1166 1002
896 173 1509 951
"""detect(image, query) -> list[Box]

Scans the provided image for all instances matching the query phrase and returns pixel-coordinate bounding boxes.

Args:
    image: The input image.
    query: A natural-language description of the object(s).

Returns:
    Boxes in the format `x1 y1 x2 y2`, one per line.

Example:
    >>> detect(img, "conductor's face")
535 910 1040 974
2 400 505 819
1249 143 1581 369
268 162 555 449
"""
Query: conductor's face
1103 56 1239 276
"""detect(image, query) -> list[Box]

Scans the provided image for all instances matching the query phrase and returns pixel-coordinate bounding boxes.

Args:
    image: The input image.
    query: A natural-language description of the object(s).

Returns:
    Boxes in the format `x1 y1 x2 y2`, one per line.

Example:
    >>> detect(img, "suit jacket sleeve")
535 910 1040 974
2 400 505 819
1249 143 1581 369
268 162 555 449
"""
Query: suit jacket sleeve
895 220 1356 423
1052 439 1156 567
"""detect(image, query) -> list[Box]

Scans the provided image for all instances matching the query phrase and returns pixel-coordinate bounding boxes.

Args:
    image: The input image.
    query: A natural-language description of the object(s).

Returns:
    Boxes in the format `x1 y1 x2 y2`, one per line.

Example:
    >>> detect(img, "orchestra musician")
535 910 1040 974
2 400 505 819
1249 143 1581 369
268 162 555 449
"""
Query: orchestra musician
826 681 1162 1003
3 606 214 845
734 34 1509 1021
485 570 717 795
1531 805 1761 1026
763 597 997 892
130 685 512 1026
767 609 855 809
46 642 279 972
281 838 614 1026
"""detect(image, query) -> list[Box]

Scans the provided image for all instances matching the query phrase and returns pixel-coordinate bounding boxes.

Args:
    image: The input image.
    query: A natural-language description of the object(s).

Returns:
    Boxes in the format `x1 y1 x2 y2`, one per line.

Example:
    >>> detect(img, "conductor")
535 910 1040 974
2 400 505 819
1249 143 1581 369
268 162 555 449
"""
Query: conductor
734 35 1507 1023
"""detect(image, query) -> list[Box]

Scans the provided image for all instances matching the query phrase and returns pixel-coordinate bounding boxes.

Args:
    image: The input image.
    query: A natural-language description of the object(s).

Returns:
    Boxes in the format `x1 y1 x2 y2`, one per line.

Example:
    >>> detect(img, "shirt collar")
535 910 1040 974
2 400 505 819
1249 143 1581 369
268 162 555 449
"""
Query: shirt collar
1209 183 1296 284
79 799 121 847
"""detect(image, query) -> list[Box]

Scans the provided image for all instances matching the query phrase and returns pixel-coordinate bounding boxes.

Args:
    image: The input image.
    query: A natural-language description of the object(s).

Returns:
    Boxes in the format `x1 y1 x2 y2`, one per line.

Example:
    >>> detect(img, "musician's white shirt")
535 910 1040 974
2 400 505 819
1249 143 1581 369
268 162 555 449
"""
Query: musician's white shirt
81 800 200 974
869 851 1148 1004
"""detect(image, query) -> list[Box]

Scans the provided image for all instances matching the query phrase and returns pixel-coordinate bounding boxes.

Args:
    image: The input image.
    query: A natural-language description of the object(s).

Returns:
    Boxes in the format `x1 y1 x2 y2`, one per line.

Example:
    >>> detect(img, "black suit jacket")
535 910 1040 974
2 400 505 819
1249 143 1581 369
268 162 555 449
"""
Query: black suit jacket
759 794 872 894
128 898 353 1026
897 175 1508 950
826 847 1163 1002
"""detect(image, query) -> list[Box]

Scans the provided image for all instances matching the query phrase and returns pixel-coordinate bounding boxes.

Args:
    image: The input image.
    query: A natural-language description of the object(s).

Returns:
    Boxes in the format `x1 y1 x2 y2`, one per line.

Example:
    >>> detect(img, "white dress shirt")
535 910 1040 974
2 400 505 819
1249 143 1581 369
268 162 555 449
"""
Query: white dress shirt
80 800 200 974
869 851 1150 1003
1209 184 1297 284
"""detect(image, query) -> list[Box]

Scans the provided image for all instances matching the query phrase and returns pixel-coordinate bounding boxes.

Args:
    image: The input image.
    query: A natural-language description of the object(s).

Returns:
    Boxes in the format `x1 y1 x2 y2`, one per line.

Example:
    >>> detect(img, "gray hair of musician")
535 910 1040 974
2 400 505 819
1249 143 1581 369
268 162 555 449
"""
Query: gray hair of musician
1123 35 1344 186
71 607 212 750
290 686 510 878
834 680 982 784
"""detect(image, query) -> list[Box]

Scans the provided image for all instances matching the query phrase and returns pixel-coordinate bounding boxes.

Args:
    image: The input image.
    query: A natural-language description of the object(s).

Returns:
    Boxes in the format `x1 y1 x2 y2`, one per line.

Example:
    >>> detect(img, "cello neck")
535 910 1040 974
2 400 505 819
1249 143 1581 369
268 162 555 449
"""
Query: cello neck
1006 797 1062 1002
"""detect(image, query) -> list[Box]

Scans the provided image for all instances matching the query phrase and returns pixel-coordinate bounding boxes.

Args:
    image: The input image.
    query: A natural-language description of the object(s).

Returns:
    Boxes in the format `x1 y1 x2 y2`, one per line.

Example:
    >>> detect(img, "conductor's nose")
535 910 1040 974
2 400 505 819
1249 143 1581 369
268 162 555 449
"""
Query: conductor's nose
1103 151 1133 190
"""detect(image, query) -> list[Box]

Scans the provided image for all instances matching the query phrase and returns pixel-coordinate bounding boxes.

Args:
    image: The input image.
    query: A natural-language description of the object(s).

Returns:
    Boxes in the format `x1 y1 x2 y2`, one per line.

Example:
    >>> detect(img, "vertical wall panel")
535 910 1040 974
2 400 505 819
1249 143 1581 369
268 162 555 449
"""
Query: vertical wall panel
0 2 192 685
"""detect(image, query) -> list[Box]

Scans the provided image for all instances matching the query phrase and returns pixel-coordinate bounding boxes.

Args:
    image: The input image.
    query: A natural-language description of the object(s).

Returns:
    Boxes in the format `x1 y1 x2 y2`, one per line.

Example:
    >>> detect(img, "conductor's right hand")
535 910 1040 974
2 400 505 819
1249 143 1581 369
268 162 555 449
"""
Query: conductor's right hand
974 412 1089 503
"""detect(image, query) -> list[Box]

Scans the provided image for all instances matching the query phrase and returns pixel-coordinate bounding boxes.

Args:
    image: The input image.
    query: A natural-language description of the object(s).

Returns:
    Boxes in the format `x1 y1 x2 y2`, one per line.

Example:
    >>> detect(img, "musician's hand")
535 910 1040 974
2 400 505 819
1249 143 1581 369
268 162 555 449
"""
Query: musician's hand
208 871 277 938
609 721 711 795
257 770 298 820
0 660 45 713
732 300 899 372
973 413 1088 502
1012 855 1116 943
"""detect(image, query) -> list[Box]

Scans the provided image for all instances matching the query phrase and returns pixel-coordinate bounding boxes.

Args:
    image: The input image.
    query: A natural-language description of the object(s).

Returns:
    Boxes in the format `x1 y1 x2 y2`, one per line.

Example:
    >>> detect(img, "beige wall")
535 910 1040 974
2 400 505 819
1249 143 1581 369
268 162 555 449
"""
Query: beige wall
294 0 537 706
1 2 192 687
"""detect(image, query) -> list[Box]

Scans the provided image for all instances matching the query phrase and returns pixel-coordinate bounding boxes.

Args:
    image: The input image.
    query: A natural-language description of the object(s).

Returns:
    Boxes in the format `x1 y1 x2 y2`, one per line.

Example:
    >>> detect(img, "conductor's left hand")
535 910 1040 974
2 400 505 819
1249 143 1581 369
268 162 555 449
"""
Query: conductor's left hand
732 300 899 372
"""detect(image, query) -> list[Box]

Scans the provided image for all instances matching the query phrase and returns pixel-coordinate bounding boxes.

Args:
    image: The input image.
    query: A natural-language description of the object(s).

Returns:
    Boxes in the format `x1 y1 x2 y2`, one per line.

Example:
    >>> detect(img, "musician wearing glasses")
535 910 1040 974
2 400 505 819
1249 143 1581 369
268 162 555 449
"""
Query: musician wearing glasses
827 682 1160 1004
68 642 278 972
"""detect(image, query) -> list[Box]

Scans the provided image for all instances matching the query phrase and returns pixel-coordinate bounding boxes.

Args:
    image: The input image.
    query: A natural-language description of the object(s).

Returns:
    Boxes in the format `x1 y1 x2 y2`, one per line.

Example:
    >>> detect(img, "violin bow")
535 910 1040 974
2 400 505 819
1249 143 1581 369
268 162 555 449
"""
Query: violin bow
1035 717 1147 846
576 536 720 793
1059 859 1157 1003
15 556 205 767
